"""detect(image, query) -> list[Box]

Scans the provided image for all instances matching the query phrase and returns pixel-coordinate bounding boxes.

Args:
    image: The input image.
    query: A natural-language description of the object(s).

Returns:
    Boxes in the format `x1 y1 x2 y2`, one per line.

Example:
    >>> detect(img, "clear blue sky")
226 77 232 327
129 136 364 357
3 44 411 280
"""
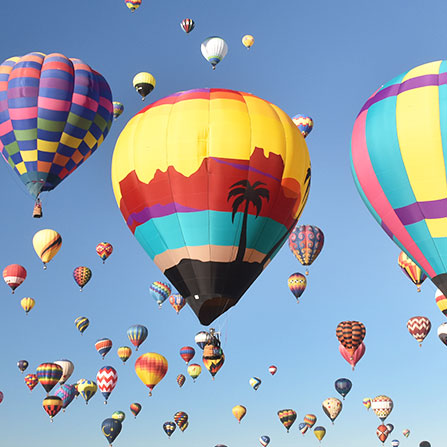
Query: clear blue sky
0 0 443 446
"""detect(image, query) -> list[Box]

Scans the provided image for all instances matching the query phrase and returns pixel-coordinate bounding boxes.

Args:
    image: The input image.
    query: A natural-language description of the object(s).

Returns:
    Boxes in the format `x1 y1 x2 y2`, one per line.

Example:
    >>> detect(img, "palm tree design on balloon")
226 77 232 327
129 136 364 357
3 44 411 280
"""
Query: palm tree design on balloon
228 180 270 262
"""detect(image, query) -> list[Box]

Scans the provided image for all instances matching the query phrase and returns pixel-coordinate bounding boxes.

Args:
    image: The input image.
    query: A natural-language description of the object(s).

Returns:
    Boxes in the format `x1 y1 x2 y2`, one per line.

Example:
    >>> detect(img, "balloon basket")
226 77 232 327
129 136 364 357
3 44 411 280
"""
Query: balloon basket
33 200 43 218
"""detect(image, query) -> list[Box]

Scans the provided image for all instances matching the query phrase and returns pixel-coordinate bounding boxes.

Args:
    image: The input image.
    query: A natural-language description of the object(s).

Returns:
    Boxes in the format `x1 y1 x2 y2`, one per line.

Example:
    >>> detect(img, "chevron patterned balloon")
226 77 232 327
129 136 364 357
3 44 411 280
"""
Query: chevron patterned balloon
407 316 431 346
96 366 118 403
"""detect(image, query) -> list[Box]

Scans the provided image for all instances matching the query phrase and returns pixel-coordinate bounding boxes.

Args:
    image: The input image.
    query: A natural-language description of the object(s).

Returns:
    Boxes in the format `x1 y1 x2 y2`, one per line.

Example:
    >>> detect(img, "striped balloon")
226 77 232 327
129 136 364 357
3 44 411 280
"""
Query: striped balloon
32 229 62 268
259 435 270 446
336 321 366 359
435 288 447 317
42 396 63 421
287 272 307 302
127 324 148 350
95 338 112 359
299 423 308 435
407 316 431 346
180 18 195 34
125 0 141 11
398 251 427 292
371 395 393 422
134 352 168 396
169 293 186 314
292 114 314 138
174 411 189 431
0 53 113 208
97 366 118 403
73 266 92 291
130 402 142 418
117 346 132 364
150 281 171 307
304 414 317 428
3 264 26 293
74 316 89 334
20 297 35 314
179 346 195 364
36 363 63 394
249 377 261 390
277 409 297 432
176 374 186 388
288 225 324 274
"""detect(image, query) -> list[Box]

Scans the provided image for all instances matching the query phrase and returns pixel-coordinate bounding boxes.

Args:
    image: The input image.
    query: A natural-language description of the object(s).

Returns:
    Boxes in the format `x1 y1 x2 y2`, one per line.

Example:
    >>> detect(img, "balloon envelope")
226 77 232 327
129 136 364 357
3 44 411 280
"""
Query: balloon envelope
101 418 122 445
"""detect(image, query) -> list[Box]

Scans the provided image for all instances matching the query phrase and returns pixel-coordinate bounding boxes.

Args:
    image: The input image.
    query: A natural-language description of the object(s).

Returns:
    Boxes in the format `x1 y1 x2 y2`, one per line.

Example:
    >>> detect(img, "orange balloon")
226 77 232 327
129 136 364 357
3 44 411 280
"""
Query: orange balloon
134 353 168 396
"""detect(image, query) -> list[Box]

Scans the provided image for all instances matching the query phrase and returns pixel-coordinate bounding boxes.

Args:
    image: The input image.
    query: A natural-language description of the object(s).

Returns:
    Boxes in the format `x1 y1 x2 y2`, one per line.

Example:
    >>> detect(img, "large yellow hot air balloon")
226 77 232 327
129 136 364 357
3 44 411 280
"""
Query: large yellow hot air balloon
32 229 62 269
134 353 168 396
112 88 311 326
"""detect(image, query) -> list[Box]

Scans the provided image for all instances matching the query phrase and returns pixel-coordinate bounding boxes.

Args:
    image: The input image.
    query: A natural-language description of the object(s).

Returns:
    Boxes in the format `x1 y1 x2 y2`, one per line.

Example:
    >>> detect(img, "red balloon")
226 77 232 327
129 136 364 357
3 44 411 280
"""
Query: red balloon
339 342 366 370
3 264 27 293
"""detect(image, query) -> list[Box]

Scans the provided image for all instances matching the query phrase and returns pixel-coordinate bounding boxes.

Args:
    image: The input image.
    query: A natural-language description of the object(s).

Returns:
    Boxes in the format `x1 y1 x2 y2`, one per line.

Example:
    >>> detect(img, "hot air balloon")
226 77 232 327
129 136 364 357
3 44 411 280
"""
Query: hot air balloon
0 392 3 404
133 72 155 100
74 316 89 334
277 409 296 432
78 380 97 404
125 0 141 12
163 421 176 438
97 366 118 404
42 396 63 421
74 379 84 397
304 414 317 428
242 34 255 49
17 360 28 373
112 102 124 120
287 272 307 303
377 425 389 444
288 225 324 274
232 405 246 423
0 53 113 216
349 60 447 298
391 440 400 447
269 365 277 375
249 377 261 390
25 373 38 391
339 342 366 370
438 322 447 346
150 281 171 308
96 243 114 264
95 338 113 359
73 266 92 291
177 374 186 387
322 398 342 424
314 426 326 442
362 397 371 410
135 352 168 396
101 418 122 446
54 360 74 384
20 297 35 315
334 378 352 400
187 363 201 381
435 288 447 317
336 321 366 359
299 422 308 434
398 251 427 292
180 18 195 33
195 331 211 350
179 346 195 364
54 384 76 411
371 395 393 422
386 424 394 434
292 115 314 138
259 435 270 446
33 229 62 268
112 89 311 326
403 429 410 438
36 363 63 395
112 411 125 422
169 294 186 314
3 264 26 293
201 37 228 69
130 403 142 418
174 411 189 431
202 343 225 379
420 442 431 447
407 316 431 346
127 325 148 351
117 346 132 364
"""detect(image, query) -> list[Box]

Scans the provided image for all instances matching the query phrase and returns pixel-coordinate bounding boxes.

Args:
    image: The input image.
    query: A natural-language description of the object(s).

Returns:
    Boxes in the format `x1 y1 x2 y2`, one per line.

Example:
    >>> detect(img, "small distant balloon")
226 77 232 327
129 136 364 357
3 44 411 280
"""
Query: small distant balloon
112 411 125 422
232 405 247 423
292 114 314 138
187 364 201 382
112 102 124 120
73 266 92 291
334 378 352 400
95 338 113 359
407 316 431 346
96 243 113 263
201 36 228 70
17 360 29 373
177 374 186 388
259 435 270 446
180 18 195 33
287 272 307 302
179 346 195 364
33 229 62 269
3 264 26 293
125 0 141 12
169 294 186 314
150 281 171 308
75 316 89 335
130 402 142 418
133 72 156 100
249 377 261 390
242 34 255 49
117 346 132 364
127 325 148 350
42 396 63 421
20 297 35 315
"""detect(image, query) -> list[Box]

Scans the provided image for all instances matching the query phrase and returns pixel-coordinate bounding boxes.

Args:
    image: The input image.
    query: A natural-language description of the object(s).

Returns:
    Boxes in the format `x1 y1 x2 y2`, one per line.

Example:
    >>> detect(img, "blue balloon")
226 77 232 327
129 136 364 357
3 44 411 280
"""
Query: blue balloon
101 418 122 445
259 435 270 446
334 378 352 399
54 384 76 410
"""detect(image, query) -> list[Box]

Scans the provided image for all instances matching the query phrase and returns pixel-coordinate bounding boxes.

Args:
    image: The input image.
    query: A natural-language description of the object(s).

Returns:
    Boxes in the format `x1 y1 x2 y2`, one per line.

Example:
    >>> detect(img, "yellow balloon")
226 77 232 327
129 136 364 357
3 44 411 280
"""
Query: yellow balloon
314 426 326 441
77 380 97 404
134 352 168 396
232 405 247 423
187 363 202 381
20 297 35 314
32 229 62 268
242 34 255 49
132 72 156 100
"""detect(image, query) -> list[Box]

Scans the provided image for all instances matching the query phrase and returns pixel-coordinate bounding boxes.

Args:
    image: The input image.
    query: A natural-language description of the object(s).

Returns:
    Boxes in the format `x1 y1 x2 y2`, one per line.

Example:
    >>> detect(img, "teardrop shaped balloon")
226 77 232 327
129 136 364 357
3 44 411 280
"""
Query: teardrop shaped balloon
386 423 394 434
127 324 148 351
180 18 195 34
232 405 246 423
112 102 124 120
371 395 393 422
112 411 125 422
391 440 400 447
24 373 38 391
268 365 277 375
195 331 211 350
3 264 26 293
179 346 195 364
54 384 76 410
299 422 308 434
96 242 113 263
202 345 225 378
187 363 202 381
73 266 92 291
339 342 366 370
97 366 118 403
132 72 155 100
402 429 410 438
407 316 431 346
169 293 186 314
287 272 307 302
438 322 447 346
242 34 255 49
259 435 270 446
112 88 311 326
150 281 171 308
334 378 352 400
177 374 186 387
130 402 142 418
0 53 113 214
288 225 324 274
336 321 366 359
163 421 176 438
322 397 342 424
350 60 447 298
125 0 141 11
101 418 122 445
377 424 389 444
292 115 314 138
17 360 29 373
78 380 97 404
53 359 74 384
398 251 427 291
304 414 317 428
362 397 371 410
249 377 261 390
117 346 132 364
20 297 35 315
277 409 296 432
201 37 228 69
134 352 168 396
95 338 113 359
74 316 89 334
42 396 63 421
174 411 189 431
33 229 62 268
36 363 63 394
314 426 326 441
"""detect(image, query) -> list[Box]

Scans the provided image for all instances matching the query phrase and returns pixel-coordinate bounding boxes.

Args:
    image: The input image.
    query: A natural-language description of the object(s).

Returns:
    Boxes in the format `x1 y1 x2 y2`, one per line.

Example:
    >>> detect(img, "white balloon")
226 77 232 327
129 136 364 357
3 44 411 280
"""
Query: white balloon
201 36 228 70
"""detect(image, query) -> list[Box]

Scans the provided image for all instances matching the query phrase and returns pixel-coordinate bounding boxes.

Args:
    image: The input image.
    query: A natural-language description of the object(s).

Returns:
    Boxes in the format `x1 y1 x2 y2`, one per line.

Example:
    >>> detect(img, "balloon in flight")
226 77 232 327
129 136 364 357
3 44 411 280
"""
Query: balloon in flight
163 421 176 438
36 363 63 394
96 242 113 263
54 359 74 384
398 251 426 291
20 297 35 315
112 411 125 422
101 418 122 445
407 316 431 346
127 324 148 351
339 342 366 370
150 281 171 308
322 397 342 424
97 366 118 403
3 264 26 293
112 102 124 120
177 374 186 387
187 363 202 381
180 18 195 33
74 316 89 334
277 409 297 432
334 378 352 399
25 374 38 391
377 424 389 444
179 346 195 364
371 395 393 422
287 272 307 302
242 34 255 49
95 338 113 359
249 377 261 390
259 435 270 446
42 396 63 421
125 0 141 12
232 405 246 423
201 37 228 69
169 294 186 314
130 403 142 418
304 414 317 428
288 225 324 274
17 360 28 373
314 426 326 442
33 229 62 268
292 115 314 138
336 321 366 359
117 346 132 364
78 380 97 404
134 352 168 396
132 72 155 100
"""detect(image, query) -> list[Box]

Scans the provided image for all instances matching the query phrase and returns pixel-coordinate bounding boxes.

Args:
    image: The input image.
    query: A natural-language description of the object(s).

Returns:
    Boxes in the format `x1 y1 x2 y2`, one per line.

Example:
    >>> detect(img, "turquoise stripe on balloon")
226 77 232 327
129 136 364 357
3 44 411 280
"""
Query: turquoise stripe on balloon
134 210 288 259
381 70 409 89
366 96 416 209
